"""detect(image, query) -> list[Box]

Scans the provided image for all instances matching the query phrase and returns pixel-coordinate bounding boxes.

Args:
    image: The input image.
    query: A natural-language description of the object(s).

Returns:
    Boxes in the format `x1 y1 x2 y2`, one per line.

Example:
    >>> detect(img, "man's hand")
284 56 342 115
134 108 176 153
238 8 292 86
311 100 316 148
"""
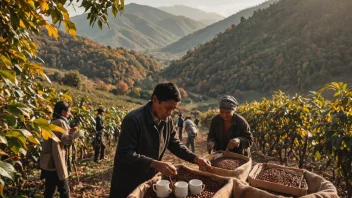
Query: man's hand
150 160 177 176
227 138 241 150
70 127 78 132
194 156 213 171
207 142 215 154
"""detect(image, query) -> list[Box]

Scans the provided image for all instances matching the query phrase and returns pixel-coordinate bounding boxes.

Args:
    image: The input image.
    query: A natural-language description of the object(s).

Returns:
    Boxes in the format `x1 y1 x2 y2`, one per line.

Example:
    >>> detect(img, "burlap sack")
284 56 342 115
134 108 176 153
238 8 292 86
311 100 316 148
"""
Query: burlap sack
200 151 252 181
233 170 339 198
128 164 233 198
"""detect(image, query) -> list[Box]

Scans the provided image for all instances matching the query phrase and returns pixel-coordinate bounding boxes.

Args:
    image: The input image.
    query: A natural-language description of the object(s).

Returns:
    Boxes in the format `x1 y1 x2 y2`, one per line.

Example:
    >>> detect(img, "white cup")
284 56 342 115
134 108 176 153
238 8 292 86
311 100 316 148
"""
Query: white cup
174 181 188 198
189 179 205 195
78 130 85 137
153 180 171 198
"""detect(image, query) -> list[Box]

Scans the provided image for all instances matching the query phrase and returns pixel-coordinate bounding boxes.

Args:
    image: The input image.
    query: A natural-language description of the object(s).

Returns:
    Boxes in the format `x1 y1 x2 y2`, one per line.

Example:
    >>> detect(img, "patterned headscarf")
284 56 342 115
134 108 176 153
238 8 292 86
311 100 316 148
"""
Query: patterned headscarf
219 95 238 110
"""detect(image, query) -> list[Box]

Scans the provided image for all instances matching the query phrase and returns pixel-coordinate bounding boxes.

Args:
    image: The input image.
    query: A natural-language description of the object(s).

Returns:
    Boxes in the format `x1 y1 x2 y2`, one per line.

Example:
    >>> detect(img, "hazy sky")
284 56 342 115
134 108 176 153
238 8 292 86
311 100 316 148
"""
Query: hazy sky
67 0 268 17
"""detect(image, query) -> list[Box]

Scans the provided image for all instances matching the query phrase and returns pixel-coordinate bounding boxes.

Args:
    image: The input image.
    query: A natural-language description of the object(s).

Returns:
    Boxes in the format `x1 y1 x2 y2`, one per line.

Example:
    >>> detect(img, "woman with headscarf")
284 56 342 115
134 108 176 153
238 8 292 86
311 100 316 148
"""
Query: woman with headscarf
207 96 254 157
40 101 84 198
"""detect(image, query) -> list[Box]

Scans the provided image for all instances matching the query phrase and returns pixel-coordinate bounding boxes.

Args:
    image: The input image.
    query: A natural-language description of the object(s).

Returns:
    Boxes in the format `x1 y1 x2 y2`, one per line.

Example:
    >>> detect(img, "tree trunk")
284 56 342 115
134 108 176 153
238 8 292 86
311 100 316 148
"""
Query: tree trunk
347 180 352 198
299 135 309 169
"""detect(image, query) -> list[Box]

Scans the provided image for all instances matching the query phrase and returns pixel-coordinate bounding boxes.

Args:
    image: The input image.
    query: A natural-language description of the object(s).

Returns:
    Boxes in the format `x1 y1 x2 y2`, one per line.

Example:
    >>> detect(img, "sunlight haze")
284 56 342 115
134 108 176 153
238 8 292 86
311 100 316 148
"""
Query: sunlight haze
66 0 269 17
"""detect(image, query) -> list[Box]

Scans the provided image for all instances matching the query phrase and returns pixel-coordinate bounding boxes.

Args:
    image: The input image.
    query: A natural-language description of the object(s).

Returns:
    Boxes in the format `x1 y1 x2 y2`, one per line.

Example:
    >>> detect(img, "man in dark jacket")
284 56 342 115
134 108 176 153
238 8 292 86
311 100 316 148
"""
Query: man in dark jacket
177 113 184 140
94 108 105 163
109 83 212 198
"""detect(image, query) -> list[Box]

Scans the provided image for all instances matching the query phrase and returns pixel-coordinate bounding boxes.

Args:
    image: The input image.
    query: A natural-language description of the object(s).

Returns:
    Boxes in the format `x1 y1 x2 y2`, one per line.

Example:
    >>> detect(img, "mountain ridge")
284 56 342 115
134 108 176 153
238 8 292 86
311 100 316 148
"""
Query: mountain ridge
69 3 206 50
158 5 224 25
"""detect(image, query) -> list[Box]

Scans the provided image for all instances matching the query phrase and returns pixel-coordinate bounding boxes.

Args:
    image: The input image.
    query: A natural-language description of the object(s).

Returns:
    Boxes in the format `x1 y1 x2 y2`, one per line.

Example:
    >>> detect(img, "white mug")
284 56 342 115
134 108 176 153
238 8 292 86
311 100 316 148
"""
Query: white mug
174 181 188 198
189 179 205 195
153 180 171 198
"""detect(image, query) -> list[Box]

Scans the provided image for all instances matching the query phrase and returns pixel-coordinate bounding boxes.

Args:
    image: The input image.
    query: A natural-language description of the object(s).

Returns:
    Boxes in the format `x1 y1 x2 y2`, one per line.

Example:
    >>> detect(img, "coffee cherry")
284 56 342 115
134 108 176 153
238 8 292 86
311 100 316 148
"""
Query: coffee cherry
256 168 306 188
211 157 246 170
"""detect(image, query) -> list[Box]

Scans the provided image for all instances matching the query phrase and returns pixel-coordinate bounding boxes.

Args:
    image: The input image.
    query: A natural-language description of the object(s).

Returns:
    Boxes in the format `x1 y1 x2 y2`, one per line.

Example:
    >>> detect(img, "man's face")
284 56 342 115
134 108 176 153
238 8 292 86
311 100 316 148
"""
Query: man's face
153 96 179 120
219 108 235 121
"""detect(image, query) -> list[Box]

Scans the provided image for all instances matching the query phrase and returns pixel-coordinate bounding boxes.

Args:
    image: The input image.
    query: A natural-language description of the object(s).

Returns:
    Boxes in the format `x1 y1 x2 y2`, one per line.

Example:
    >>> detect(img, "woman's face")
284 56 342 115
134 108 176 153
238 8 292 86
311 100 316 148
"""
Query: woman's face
62 107 72 118
219 108 235 121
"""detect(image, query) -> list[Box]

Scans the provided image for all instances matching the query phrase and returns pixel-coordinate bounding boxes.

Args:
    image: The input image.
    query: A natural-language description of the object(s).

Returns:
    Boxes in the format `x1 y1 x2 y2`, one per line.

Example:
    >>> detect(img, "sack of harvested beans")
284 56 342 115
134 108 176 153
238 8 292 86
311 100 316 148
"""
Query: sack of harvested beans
199 151 252 181
237 163 339 198
128 164 233 198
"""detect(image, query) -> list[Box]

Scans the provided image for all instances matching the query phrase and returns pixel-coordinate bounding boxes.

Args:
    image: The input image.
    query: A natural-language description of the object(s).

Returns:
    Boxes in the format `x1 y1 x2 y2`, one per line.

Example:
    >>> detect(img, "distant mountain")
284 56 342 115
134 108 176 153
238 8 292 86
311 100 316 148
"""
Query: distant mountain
69 3 206 50
35 30 164 86
161 0 352 98
159 5 224 25
161 0 278 54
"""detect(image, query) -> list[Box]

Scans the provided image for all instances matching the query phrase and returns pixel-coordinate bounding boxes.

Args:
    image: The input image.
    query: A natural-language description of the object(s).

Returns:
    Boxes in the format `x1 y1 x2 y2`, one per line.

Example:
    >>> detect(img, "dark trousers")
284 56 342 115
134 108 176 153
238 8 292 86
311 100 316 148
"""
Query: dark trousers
186 135 195 153
41 170 70 198
178 127 183 140
94 141 106 161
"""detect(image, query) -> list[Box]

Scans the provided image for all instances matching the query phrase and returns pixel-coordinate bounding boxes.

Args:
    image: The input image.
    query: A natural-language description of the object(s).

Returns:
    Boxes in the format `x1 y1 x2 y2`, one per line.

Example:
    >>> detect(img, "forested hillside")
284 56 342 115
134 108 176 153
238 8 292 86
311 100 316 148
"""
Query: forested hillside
162 0 352 97
161 0 278 54
35 30 164 87
69 3 206 50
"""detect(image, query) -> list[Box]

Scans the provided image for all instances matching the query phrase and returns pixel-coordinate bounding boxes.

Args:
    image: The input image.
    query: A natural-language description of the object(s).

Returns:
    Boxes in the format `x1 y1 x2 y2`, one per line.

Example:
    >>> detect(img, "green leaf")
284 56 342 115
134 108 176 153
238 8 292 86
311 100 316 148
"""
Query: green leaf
112 5 118 16
5 107 25 121
63 20 76 37
331 82 340 90
98 20 103 30
5 131 22 138
49 124 66 133
0 56 11 69
0 161 16 180
15 129 32 138
28 136 40 145
333 92 341 98
0 113 17 127
8 138 22 154
33 118 49 126
0 70 17 86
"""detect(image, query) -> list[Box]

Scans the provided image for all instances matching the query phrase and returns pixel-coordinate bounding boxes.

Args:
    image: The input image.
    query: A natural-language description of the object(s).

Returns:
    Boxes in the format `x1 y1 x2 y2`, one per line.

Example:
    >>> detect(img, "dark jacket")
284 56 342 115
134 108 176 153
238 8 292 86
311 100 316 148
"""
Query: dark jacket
95 114 104 143
95 114 104 131
109 102 197 198
207 114 254 157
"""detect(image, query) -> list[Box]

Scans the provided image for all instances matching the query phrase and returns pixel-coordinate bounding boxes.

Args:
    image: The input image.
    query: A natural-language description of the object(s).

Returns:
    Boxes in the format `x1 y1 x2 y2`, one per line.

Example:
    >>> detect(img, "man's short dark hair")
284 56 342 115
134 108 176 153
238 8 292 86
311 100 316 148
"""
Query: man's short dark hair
151 83 181 103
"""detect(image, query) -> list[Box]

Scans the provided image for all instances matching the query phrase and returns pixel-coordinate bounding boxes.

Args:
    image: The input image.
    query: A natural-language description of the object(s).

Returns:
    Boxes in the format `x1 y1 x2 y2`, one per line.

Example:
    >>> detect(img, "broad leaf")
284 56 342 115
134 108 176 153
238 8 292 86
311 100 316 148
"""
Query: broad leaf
0 114 17 127
0 161 15 180
15 129 32 138
33 118 49 126
0 70 17 86
28 136 40 145
49 124 66 133
8 138 22 154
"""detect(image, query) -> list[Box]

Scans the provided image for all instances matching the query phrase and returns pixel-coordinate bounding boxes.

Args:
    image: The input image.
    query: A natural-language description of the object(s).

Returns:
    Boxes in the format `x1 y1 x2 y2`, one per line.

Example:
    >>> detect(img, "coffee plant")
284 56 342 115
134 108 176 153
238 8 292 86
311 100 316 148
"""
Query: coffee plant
0 0 125 196
201 82 352 196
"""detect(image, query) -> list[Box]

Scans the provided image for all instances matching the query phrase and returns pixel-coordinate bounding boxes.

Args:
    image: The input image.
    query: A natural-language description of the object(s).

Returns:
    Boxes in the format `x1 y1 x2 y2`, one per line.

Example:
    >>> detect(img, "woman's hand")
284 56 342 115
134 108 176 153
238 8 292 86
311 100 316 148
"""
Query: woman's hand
227 138 241 150
207 142 215 154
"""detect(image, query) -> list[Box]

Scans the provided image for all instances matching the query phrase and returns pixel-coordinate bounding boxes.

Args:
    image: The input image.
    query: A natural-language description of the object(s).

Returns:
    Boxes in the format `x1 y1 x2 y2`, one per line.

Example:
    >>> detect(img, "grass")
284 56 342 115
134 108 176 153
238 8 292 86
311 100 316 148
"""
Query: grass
41 81 140 110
